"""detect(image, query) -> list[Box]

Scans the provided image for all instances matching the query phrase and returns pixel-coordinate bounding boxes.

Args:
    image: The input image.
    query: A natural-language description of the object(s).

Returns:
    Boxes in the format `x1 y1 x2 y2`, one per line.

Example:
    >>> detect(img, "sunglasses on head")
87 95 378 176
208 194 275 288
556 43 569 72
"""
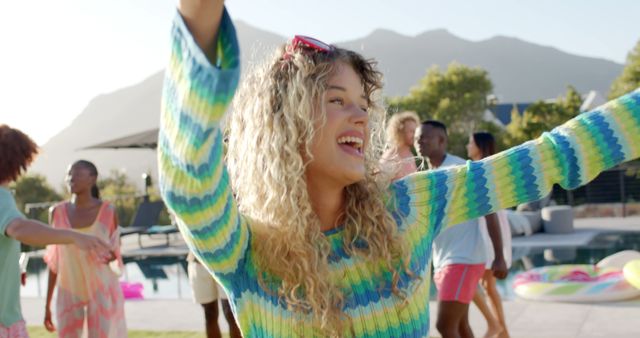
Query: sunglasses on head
283 35 334 60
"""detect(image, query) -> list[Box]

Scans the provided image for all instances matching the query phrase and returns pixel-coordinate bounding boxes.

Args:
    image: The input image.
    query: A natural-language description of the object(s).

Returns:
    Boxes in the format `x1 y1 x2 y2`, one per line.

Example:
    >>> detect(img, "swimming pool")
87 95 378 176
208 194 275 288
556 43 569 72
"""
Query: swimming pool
23 231 640 301
23 255 191 300
497 231 640 300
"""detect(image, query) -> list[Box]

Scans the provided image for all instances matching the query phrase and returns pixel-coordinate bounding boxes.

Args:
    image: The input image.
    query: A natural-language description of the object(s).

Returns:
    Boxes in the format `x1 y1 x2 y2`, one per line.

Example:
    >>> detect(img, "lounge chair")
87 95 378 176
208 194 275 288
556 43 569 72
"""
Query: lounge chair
142 224 180 247
120 199 176 247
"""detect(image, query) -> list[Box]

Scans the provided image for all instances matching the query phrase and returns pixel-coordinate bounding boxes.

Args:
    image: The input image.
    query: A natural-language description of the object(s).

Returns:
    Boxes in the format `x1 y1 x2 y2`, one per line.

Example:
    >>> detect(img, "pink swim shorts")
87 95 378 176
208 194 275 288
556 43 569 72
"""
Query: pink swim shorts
434 263 485 304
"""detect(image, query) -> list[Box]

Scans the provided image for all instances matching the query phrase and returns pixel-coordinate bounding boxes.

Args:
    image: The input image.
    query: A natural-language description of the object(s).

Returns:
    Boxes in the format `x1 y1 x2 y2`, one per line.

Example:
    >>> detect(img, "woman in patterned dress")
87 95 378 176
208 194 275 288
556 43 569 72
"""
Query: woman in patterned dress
44 160 127 338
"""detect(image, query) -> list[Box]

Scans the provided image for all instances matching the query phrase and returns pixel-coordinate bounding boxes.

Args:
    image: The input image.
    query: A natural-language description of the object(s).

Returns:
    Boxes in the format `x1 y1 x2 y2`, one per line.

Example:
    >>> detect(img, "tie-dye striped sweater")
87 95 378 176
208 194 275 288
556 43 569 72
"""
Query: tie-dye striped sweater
158 9 640 338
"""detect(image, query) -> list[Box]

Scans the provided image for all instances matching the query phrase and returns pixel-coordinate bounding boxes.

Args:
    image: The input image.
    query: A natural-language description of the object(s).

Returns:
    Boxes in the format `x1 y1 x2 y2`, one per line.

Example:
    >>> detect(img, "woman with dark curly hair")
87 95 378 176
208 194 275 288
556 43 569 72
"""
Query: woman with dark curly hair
0 125 110 338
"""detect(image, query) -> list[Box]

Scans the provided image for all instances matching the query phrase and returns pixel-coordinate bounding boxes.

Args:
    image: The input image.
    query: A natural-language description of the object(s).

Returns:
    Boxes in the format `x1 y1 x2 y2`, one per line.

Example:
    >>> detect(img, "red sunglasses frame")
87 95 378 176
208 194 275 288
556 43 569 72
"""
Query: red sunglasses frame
283 35 334 60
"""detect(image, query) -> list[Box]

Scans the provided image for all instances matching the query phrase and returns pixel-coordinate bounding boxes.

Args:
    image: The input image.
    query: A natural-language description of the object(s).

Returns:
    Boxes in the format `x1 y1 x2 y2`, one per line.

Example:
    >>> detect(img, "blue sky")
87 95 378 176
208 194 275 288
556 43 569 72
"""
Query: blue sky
1 0 638 144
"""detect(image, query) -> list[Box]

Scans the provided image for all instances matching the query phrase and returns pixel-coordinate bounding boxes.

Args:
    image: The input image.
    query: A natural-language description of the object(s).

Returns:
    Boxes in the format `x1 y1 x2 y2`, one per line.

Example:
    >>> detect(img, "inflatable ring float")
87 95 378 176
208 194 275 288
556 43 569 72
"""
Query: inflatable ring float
513 264 640 302
596 250 640 270
623 259 640 290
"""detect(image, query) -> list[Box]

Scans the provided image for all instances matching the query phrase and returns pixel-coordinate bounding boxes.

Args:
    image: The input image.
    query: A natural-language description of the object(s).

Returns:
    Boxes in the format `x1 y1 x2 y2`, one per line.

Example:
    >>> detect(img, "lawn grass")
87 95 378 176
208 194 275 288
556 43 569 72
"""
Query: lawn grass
28 326 212 337
29 326 437 337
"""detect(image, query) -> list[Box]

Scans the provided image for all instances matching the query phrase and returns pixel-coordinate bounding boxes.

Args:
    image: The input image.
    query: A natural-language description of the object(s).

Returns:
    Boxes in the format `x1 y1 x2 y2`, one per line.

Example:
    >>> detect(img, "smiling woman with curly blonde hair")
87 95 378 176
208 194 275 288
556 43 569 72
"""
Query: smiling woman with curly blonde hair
225 36 411 334
158 1 640 337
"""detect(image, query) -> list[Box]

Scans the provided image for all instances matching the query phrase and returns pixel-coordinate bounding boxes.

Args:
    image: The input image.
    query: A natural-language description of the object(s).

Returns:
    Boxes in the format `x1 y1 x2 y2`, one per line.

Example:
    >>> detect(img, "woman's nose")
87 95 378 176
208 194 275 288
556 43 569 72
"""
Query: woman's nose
349 105 368 125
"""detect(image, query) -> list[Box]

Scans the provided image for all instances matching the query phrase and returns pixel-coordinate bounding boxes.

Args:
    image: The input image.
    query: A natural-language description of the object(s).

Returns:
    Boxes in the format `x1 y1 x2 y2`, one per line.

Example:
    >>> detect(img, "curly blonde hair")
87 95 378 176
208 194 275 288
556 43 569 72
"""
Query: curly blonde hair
226 43 413 335
386 111 420 149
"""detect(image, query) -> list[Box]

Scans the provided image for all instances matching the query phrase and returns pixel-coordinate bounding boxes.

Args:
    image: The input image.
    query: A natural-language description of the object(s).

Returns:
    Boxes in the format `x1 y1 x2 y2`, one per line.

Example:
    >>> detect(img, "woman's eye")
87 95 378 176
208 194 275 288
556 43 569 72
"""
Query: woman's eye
361 106 369 112
329 98 344 105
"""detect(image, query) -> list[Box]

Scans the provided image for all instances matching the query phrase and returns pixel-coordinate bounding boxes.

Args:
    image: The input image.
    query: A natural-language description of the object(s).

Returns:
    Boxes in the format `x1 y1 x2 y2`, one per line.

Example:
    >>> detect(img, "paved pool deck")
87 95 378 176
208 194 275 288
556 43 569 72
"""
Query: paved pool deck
21 296 640 338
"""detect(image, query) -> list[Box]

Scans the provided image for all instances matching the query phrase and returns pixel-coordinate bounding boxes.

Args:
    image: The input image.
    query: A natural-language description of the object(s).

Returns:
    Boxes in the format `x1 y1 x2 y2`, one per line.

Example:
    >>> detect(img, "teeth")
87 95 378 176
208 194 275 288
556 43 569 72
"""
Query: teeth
337 136 364 148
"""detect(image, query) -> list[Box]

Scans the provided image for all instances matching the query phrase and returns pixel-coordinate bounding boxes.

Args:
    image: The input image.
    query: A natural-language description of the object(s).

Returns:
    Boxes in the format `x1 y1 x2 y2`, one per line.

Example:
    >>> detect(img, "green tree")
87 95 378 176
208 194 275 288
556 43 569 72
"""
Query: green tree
98 170 139 226
11 174 63 223
504 86 582 148
609 39 640 99
563 85 583 115
388 62 493 156
98 170 138 198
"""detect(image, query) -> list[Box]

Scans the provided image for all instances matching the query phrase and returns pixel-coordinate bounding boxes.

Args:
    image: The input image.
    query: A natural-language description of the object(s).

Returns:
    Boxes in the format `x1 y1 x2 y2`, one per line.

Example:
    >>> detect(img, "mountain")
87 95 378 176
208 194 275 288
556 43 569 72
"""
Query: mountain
338 29 622 101
29 22 624 188
30 72 164 192
28 21 288 190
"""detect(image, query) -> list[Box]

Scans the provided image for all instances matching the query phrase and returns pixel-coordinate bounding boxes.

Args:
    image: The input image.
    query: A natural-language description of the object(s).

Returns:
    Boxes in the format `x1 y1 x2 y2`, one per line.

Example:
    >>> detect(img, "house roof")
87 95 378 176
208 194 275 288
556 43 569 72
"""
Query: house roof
489 103 532 126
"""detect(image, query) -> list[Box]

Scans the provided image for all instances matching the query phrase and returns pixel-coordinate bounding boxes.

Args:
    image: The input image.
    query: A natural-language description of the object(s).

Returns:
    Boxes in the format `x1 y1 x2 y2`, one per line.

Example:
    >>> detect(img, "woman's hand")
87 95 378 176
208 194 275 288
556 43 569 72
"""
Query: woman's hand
107 250 117 263
44 307 56 332
71 233 111 263
178 0 225 61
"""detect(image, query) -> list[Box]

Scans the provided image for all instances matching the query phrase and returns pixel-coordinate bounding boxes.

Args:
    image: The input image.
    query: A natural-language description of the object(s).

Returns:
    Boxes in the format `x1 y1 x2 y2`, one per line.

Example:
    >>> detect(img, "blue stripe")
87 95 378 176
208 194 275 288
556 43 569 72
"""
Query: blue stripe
546 131 581 189
430 170 449 236
515 145 541 201
158 129 224 179
390 180 411 229
467 161 491 217
585 113 625 166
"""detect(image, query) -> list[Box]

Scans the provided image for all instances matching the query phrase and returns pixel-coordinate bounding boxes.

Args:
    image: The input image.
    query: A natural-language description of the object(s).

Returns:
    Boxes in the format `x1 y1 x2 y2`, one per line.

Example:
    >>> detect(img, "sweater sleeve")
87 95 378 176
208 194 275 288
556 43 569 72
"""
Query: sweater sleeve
390 89 640 238
158 9 249 277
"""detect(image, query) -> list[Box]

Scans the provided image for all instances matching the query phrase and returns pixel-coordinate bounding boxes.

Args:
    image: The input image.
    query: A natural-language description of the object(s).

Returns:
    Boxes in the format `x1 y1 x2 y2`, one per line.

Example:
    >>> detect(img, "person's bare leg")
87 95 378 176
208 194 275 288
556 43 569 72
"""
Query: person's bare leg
472 283 502 338
436 300 469 338
202 300 221 338
458 306 474 338
482 272 510 338
221 300 242 338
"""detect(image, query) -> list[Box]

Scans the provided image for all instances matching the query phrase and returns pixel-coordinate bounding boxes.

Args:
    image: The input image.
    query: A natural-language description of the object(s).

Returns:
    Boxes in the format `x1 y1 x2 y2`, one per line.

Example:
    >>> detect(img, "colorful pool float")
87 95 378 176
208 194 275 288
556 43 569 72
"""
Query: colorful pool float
623 259 640 290
120 281 144 300
596 250 640 270
513 264 640 302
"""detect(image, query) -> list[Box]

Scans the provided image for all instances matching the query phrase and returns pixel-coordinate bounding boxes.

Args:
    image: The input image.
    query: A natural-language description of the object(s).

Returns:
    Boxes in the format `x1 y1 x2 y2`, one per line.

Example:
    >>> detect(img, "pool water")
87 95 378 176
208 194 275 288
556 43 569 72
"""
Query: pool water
23 255 191 300
23 231 640 301
497 231 640 300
